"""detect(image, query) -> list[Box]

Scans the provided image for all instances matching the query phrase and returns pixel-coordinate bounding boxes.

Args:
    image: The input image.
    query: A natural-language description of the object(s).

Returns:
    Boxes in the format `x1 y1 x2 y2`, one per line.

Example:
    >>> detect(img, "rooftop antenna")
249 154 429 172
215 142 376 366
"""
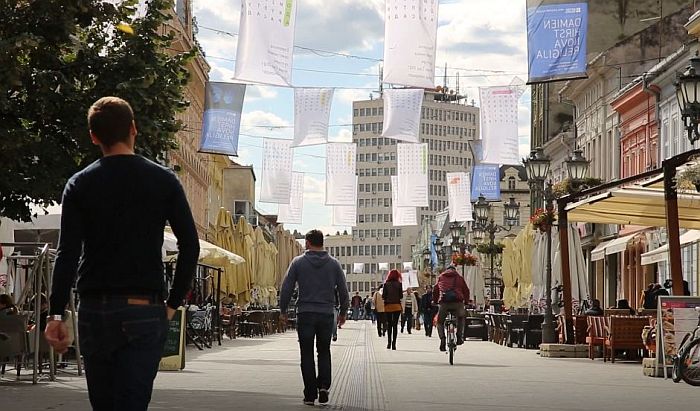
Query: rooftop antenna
456 71 460 96
378 65 384 93
443 62 448 92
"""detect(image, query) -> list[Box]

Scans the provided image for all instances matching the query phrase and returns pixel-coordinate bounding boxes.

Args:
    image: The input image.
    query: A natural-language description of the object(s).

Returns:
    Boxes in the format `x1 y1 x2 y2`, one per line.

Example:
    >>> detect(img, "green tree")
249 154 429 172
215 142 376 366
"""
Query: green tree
0 0 194 222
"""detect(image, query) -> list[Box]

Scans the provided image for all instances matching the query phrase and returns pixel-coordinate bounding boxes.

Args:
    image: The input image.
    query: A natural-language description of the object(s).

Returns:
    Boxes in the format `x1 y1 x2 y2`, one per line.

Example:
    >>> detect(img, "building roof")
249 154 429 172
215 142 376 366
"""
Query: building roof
228 161 257 181
613 44 689 101
500 165 527 182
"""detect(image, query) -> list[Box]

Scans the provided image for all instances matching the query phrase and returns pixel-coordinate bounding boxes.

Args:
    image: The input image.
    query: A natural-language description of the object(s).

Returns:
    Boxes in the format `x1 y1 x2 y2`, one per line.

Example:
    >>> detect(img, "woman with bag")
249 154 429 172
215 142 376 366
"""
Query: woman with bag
382 270 403 350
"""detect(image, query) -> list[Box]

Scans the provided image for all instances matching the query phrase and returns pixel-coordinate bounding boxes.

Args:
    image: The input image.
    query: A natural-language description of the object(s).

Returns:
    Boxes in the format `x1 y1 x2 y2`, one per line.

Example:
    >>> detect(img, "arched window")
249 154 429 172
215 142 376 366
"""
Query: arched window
508 176 516 190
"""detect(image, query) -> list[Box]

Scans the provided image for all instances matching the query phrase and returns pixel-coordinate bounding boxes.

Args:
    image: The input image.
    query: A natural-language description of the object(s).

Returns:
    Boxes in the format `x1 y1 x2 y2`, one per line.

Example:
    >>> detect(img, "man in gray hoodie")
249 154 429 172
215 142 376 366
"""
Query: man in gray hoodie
280 229 349 406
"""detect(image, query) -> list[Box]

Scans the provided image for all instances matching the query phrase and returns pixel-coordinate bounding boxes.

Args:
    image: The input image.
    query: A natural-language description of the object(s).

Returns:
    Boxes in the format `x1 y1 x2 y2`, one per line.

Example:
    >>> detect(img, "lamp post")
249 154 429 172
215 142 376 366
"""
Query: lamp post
422 247 433 286
450 221 474 279
472 195 520 312
675 55 700 145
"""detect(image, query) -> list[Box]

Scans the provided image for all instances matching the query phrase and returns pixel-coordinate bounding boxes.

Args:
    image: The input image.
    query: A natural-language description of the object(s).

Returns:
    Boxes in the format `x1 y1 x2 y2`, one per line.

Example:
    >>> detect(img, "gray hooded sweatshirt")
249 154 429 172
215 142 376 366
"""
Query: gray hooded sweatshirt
279 250 349 315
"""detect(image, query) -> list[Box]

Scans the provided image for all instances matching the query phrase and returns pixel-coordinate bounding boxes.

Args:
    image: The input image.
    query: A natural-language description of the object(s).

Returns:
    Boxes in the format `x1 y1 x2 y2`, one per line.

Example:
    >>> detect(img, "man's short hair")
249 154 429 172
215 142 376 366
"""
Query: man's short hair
87 96 134 146
305 229 324 247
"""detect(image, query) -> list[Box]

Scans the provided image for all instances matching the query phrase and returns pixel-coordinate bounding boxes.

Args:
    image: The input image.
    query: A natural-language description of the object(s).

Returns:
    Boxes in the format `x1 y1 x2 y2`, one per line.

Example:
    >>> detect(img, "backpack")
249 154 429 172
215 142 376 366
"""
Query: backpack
442 276 459 303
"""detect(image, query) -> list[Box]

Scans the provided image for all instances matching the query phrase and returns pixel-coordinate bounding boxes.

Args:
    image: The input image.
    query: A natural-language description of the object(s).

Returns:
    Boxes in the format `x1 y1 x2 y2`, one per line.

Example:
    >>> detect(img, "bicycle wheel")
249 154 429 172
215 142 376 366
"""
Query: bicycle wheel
679 338 700 386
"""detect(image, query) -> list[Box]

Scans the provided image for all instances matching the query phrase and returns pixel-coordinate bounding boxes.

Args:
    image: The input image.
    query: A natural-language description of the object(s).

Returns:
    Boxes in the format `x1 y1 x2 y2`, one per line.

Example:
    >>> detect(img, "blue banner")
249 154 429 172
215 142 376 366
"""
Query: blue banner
199 82 246 156
526 2 588 84
471 165 500 202
430 234 438 268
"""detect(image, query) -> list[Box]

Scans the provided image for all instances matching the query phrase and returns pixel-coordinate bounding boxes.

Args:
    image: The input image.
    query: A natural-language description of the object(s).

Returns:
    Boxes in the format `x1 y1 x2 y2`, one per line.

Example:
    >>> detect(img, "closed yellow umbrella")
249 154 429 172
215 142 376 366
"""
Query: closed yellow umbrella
233 217 254 305
516 225 535 308
502 238 518 309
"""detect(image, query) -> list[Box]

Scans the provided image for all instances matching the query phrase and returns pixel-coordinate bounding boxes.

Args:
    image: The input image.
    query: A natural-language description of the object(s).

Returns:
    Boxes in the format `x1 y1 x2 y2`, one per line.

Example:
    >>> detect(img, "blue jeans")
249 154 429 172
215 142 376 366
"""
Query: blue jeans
296 312 334 400
78 296 168 411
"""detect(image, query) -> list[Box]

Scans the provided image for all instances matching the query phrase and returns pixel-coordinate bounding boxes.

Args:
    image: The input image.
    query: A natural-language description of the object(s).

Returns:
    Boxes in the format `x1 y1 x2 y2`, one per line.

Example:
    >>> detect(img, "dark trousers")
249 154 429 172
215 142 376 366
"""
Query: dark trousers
423 307 437 336
386 311 401 347
376 311 386 336
436 302 466 341
297 312 334 400
78 297 168 411
401 309 414 333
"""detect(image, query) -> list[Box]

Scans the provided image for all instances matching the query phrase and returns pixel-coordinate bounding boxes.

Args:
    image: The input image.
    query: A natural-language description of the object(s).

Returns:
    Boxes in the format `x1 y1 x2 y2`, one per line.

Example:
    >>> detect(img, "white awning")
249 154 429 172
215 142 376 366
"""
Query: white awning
605 234 637 255
163 227 245 266
591 240 611 262
641 230 700 265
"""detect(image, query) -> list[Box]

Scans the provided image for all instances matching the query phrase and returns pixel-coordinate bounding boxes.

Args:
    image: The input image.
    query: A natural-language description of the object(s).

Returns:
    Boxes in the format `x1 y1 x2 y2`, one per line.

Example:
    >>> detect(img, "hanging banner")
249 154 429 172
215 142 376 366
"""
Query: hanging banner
332 205 357 227
446 172 473 222
278 172 304 224
381 89 423 143
526 1 588 84
353 263 365 274
198 82 246 156
471 164 501 202
480 86 521 166
470 140 483 164
378 263 390 271
326 143 357 205
391 176 418 226
402 262 413 270
293 88 334 147
382 0 438 88
396 143 428 207
234 0 297 86
260 139 293 203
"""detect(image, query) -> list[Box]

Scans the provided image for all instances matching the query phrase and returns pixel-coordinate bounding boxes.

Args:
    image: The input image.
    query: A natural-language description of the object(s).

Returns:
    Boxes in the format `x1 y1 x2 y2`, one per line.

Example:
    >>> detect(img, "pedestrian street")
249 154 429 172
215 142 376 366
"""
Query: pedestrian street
2 321 698 411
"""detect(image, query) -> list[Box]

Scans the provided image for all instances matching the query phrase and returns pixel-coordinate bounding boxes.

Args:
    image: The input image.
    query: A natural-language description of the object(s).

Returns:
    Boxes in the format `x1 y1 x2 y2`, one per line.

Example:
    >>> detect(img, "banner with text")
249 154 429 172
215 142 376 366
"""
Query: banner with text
293 88 334 147
396 143 429 207
383 0 438 88
332 205 357 227
260 139 293 203
382 89 423 143
480 86 521 166
526 1 588 83
199 82 246 156
234 0 297 86
391 176 418 226
326 143 357 205
471 164 501 202
447 172 473 222
278 172 304 224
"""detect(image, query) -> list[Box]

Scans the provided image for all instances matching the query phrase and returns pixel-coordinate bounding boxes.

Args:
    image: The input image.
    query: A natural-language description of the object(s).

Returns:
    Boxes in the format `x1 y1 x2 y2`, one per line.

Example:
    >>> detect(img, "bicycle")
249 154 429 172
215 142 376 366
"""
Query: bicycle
444 311 457 365
672 306 700 386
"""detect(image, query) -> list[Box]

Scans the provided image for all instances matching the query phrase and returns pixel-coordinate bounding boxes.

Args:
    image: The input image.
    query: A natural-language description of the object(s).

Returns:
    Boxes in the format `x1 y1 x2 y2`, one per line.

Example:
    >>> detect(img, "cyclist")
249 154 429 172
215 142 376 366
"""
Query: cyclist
432 265 470 352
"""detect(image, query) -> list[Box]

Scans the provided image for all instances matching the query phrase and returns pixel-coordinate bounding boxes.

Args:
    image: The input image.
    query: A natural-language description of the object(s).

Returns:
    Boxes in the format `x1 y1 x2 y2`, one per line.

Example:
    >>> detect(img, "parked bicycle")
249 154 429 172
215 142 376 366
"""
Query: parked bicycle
444 311 457 365
672 306 700 386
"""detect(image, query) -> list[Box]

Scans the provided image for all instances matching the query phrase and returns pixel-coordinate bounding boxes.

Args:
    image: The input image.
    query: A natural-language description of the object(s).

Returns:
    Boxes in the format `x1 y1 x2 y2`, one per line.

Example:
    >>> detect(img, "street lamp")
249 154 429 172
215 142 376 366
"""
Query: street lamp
471 196 520 312
566 149 590 183
675 55 700 145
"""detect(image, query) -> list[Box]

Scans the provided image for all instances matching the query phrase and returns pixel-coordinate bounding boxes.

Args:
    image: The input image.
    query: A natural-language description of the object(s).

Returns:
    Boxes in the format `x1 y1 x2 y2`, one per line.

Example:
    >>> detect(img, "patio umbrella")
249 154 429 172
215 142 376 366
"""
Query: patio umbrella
233 217 255 305
465 265 485 306
515 225 535 308
501 238 518 309
530 231 547 310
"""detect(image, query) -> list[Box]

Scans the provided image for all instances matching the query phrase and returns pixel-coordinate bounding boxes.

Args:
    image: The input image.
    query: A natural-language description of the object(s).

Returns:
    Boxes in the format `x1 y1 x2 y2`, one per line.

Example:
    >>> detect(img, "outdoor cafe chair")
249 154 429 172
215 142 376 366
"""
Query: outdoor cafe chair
586 315 605 360
0 314 29 380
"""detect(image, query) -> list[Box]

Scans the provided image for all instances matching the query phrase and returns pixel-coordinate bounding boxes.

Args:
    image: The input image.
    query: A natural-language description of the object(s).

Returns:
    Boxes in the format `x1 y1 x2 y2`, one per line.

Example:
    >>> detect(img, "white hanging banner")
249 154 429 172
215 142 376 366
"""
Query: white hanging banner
391 176 418 226
402 270 420 291
293 88 334 147
353 263 365 274
378 263 390 271
396 143 428 207
199 82 246 156
382 0 438 88
260 139 293 203
446 172 473 222
480 85 521 165
278 172 304 224
325 143 357 205
332 205 357 227
234 0 297 86
402 262 413 270
381 89 423 143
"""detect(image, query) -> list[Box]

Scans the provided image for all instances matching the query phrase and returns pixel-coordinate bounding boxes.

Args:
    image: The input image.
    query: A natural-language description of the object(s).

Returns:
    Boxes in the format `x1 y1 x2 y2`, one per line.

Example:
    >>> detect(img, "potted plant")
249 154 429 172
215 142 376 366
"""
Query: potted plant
678 163 700 192
464 253 478 266
476 242 505 255
530 208 556 233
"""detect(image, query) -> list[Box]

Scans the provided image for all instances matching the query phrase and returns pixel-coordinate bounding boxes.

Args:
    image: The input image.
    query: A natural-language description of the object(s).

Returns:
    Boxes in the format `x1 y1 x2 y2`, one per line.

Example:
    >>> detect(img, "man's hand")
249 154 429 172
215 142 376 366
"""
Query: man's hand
44 320 70 354
337 314 346 328
167 307 177 321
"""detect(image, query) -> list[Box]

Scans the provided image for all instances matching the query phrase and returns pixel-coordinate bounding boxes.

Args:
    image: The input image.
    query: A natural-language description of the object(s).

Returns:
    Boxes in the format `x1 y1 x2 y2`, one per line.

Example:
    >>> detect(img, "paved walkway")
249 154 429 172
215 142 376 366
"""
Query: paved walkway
1 321 698 410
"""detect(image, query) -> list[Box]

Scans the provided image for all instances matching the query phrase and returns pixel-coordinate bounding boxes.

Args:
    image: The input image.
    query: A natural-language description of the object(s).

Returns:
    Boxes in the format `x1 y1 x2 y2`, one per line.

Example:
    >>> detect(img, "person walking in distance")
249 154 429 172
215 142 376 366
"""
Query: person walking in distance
373 285 386 337
44 97 200 410
401 288 418 334
280 230 349 406
382 270 403 350
433 265 470 352
420 285 436 337
351 292 362 321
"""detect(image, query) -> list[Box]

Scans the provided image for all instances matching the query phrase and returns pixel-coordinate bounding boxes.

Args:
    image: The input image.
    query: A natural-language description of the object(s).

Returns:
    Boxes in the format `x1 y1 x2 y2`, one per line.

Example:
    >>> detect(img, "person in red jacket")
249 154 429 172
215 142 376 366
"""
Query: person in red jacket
432 265 470 352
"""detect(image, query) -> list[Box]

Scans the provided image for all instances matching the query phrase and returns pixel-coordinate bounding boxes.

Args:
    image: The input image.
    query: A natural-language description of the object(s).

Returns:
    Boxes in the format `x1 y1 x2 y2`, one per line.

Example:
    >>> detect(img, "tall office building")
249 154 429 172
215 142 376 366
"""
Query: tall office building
325 89 479 293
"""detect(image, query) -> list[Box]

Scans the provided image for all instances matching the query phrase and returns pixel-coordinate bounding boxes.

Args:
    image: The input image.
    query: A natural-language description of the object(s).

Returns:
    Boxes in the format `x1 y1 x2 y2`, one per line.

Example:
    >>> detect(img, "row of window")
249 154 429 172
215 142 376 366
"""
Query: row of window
357 228 402 238
358 213 392 224
358 197 392 208
430 185 447 196
428 155 470 168
359 183 391 193
325 245 403 258
358 152 396 162
421 107 477 124
358 167 397 177
346 281 380 294
354 107 384 117
354 123 476 139
429 140 468 152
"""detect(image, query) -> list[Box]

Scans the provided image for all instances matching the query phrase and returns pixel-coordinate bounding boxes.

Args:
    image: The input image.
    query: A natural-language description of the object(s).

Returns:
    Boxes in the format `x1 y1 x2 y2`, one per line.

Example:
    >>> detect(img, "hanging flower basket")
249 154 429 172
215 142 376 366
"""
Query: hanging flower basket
452 252 478 266
530 208 556 233
464 253 478 266
476 242 505 255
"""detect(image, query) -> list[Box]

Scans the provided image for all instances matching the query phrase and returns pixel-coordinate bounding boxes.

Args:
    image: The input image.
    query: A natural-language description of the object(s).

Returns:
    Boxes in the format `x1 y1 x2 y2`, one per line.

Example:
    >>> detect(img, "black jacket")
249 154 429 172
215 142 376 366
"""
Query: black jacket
382 280 403 305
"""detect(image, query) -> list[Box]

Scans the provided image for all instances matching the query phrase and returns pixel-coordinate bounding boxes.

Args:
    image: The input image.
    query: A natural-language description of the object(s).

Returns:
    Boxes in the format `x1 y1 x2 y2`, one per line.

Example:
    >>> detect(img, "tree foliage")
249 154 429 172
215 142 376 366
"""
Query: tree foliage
0 0 194 222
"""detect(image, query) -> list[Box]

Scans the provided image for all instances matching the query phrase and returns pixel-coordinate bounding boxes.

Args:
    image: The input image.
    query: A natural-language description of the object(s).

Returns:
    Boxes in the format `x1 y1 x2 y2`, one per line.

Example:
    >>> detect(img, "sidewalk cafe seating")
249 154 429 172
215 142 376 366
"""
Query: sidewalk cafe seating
506 314 528 347
239 311 265 338
188 305 214 350
522 315 544 349
603 316 650 363
220 306 239 340
0 314 29 380
586 315 606 360
463 316 488 341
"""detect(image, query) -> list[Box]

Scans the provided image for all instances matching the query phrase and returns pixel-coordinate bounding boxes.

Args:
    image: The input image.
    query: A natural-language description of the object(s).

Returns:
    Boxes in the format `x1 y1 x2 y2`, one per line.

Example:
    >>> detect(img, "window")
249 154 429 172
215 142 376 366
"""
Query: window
353 246 357 255
508 177 516 190
359 108 365 116
371 245 376 255
371 229 376 238
358 246 364 255
359 215 365 223
384 183 390 191
396 229 401 237
390 245 396 255
397 246 401 256
372 107 378 116
384 229 390 237
384 245 390 255
353 109 358 117
379 107 383 116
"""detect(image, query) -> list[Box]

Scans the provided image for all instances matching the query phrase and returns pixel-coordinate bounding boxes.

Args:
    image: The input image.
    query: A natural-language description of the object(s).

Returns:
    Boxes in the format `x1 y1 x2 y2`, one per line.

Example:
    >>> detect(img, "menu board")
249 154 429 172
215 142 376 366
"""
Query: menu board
159 307 186 371
657 296 700 377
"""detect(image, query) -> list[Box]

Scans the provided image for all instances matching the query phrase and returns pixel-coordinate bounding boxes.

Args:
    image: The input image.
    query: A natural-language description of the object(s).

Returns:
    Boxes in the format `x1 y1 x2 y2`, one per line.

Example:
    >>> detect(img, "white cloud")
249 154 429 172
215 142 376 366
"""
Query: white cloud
193 0 240 25
329 129 353 143
302 175 326 202
246 85 279 101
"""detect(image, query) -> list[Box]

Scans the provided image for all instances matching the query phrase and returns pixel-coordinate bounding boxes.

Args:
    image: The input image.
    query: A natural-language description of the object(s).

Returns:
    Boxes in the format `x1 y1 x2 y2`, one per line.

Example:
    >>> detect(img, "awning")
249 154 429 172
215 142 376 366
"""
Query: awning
605 233 637 255
591 240 610 262
163 227 245 266
566 187 700 229
641 229 700 265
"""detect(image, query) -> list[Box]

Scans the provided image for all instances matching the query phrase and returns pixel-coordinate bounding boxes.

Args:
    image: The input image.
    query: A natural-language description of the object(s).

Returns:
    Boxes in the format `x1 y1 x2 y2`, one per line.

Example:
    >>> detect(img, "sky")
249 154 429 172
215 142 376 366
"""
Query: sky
192 0 532 236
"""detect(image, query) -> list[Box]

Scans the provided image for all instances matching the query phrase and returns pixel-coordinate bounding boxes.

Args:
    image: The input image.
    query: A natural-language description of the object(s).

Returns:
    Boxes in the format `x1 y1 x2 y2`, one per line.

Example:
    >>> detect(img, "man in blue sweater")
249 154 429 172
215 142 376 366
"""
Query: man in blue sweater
280 229 349 406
